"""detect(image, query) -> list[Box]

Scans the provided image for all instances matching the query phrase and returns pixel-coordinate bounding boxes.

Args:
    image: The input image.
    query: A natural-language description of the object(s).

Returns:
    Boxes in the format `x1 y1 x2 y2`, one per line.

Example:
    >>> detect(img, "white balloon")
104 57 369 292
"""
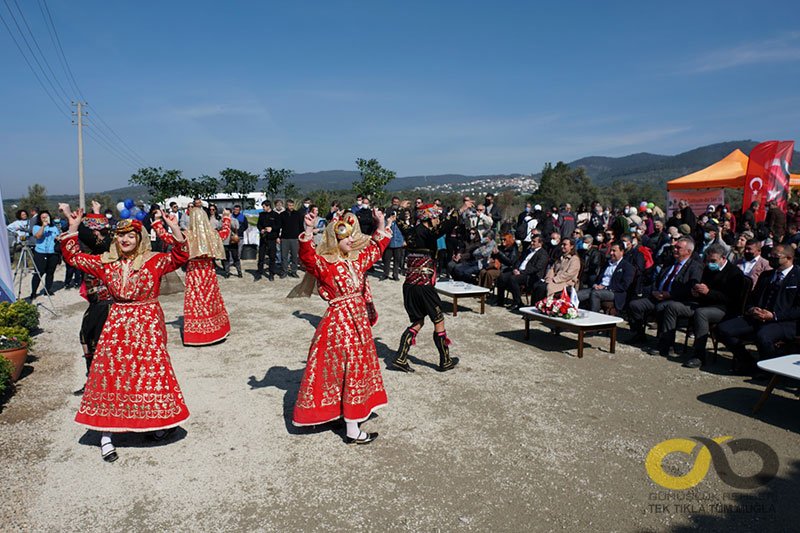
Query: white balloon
116 201 125 213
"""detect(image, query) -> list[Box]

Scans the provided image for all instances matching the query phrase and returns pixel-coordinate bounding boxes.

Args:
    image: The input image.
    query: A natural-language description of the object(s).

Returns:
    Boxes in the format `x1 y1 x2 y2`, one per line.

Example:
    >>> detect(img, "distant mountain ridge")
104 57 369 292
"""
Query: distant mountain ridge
10 140 799 203
569 140 800 188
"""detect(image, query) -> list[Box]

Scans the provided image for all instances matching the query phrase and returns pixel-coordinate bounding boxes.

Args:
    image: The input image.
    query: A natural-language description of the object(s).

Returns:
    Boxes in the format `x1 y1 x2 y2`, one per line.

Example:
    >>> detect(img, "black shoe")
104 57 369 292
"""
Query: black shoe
73 386 85 396
393 276 400 281
345 431 378 446
289 272 300 278
683 358 702 369
267 275 275 281
379 277 388 281
438 357 459 372
237 272 243 278
279 273 287 279
391 359 415 373
509 304 522 312
101 442 118 463
223 272 230 279
254 274 262 281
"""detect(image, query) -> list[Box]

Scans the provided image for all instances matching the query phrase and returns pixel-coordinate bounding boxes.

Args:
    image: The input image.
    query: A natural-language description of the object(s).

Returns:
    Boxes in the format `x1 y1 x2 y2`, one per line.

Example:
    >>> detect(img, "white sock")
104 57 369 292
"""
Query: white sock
100 432 114 454
345 421 363 439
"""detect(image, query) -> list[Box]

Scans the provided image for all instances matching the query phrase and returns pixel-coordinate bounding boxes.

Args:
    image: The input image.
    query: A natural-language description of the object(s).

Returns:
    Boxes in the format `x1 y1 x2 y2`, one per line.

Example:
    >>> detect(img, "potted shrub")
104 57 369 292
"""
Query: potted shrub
0 301 40 332
0 334 28 382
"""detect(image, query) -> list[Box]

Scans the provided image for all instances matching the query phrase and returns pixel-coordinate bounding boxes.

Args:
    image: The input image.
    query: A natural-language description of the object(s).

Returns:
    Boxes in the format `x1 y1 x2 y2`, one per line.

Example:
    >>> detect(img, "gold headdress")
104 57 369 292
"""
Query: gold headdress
286 212 372 298
100 219 153 271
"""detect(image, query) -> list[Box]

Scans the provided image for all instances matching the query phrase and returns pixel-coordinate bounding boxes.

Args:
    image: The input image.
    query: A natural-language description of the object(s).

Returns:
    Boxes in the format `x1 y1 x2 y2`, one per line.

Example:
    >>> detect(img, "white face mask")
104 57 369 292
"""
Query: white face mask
304 203 310 209
356 201 362 206
551 239 559 246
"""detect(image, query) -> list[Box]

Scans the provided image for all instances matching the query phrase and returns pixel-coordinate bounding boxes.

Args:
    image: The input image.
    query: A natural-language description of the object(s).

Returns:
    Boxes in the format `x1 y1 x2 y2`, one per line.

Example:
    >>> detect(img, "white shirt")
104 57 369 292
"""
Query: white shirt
519 248 539 271
600 259 621 288
740 256 758 275
659 257 689 292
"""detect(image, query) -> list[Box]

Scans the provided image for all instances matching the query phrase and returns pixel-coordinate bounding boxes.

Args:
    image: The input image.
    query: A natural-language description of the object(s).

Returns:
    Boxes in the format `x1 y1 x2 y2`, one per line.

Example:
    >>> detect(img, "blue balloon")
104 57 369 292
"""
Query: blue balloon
124 198 135 209
120 208 131 218
135 210 146 221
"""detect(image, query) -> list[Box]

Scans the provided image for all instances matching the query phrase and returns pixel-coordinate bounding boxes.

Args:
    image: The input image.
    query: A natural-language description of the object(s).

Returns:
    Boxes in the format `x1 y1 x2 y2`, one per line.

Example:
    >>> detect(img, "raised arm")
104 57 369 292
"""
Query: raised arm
61 208 105 279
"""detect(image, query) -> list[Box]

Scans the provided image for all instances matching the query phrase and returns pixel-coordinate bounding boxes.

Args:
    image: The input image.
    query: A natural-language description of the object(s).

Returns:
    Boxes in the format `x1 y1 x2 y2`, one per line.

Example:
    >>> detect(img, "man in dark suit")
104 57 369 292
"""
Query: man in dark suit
675 244 747 367
256 200 281 281
495 234 548 310
627 236 703 346
765 199 787 243
716 243 800 374
577 241 635 312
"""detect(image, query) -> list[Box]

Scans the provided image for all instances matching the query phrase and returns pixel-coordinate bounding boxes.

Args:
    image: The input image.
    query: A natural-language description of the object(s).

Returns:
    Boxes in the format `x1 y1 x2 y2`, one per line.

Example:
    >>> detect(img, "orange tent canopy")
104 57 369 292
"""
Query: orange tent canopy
666 149 800 191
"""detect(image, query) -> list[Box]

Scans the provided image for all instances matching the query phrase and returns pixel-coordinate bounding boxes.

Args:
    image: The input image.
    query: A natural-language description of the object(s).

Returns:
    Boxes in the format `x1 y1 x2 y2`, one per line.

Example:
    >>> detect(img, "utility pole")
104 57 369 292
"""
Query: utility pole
72 102 88 210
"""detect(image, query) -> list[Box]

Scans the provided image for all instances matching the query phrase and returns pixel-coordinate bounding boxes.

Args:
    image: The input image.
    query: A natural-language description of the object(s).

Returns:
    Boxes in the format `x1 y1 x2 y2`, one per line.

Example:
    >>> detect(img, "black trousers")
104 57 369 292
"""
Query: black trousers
382 247 403 279
496 271 533 305
716 315 797 361
258 238 278 275
225 243 241 274
31 251 58 296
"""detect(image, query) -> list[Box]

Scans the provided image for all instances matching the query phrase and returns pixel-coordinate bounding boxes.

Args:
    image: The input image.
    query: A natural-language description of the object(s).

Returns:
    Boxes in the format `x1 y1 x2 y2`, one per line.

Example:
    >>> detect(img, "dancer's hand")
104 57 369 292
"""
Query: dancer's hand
58 203 72 218
303 213 315 233
153 209 163 220
163 212 185 242
373 208 385 231
68 208 84 233
91 200 102 214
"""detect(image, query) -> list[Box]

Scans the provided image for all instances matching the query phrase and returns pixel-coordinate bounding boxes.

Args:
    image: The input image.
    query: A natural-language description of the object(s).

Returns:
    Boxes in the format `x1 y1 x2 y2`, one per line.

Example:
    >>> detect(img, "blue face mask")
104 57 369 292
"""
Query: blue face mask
525 206 531 212
704 232 711 241
707 262 721 271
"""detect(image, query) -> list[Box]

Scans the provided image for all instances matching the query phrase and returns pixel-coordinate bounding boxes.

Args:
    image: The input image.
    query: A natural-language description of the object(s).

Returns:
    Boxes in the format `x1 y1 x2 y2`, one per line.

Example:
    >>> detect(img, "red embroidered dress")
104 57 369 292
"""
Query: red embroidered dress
154 219 231 346
61 234 191 432
293 230 392 426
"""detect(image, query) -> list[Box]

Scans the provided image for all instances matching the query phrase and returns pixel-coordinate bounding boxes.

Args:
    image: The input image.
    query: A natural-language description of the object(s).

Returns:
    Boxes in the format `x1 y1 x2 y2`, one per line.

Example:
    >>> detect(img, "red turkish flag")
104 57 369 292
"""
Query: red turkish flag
744 141 794 223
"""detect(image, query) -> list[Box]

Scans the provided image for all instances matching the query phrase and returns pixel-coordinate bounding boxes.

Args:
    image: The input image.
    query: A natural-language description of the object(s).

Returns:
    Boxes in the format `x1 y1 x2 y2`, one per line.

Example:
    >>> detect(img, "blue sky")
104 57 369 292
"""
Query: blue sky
2 1 800 197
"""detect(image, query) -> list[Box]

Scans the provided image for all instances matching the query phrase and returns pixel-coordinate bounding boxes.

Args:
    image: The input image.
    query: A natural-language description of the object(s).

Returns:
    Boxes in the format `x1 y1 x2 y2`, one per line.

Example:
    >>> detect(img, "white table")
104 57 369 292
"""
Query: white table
753 354 800 414
434 281 491 317
519 307 624 358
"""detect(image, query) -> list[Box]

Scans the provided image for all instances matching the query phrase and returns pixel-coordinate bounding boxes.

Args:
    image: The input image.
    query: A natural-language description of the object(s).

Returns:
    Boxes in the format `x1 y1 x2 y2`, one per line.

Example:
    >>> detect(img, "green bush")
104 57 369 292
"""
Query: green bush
0 326 34 348
0 355 14 396
0 301 40 332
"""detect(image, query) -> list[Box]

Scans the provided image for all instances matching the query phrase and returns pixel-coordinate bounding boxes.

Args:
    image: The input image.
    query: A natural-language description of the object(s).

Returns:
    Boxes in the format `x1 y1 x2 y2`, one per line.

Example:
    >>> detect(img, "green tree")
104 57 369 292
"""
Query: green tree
19 184 48 212
529 162 598 209
311 189 330 216
263 168 294 201
129 167 185 203
353 158 396 205
186 175 219 199
220 168 259 206
283 182 300 202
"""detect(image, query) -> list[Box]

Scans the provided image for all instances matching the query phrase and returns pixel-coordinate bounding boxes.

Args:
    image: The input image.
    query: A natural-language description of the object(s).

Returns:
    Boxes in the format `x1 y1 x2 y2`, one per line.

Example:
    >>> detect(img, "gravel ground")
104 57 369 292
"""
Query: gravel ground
2 260 799 532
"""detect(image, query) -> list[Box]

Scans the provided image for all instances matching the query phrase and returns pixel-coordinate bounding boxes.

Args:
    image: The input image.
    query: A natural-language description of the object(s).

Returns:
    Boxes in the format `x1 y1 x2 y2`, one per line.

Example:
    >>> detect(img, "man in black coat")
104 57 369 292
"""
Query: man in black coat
578 241 635 312
495 234 548 310
716 244 800 373
741 201 758 231
278 200 304 278
679 200 697 232
627 236 703 347
256 200 281 281
680 244 747 368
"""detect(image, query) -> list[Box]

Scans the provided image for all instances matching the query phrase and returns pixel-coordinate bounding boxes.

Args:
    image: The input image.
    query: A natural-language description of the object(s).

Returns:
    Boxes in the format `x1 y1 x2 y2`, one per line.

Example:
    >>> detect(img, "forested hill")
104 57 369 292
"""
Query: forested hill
570 140 800 188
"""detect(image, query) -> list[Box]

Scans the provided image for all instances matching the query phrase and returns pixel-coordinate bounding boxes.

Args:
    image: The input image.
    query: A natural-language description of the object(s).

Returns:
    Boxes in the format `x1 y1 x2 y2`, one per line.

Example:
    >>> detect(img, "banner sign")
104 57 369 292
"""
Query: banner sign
667 189 725 217
0 186 16 302
744 140 795 223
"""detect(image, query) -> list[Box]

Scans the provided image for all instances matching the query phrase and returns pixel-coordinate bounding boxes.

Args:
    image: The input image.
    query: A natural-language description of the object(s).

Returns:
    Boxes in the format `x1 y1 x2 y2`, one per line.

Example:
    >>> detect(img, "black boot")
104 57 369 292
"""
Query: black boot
434 330 458 371
392 328 417 373
75 355 93 396
392 328 417 372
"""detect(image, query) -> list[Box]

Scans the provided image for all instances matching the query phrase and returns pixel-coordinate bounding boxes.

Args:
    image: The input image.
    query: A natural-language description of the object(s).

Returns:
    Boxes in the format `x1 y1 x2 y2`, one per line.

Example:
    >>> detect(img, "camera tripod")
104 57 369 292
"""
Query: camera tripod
13 243 57 316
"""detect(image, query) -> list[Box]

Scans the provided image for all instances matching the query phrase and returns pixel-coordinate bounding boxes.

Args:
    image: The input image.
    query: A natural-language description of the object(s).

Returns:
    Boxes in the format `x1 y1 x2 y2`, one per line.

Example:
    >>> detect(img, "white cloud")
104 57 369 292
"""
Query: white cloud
691 32 800 73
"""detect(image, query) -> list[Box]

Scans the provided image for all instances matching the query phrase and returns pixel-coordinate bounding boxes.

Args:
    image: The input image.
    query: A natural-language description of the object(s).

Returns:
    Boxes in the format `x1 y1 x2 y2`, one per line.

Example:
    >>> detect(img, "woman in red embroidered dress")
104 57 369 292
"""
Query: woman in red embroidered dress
288 209 391 445
62 209 190 462
153 207 231 345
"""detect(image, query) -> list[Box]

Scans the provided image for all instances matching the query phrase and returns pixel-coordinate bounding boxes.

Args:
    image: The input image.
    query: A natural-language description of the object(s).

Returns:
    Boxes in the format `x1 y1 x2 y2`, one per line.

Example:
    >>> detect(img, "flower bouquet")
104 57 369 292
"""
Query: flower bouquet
0 335 25 350
534 288 579 319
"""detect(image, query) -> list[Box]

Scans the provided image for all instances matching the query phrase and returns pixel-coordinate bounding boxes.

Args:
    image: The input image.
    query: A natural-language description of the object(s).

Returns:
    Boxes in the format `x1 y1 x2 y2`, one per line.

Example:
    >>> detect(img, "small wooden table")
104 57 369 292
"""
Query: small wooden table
520 307 624 358
434 281 491 317
753 354 800 414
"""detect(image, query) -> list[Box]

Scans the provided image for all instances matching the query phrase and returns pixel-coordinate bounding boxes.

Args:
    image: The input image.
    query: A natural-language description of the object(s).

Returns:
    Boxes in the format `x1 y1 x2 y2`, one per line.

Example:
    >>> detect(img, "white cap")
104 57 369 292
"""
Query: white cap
708 204 716 211
534 204 542 211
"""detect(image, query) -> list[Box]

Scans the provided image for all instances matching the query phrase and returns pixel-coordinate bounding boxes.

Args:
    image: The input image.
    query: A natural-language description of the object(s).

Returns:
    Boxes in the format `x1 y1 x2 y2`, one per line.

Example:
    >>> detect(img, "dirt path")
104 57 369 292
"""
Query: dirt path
2 261 799 532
